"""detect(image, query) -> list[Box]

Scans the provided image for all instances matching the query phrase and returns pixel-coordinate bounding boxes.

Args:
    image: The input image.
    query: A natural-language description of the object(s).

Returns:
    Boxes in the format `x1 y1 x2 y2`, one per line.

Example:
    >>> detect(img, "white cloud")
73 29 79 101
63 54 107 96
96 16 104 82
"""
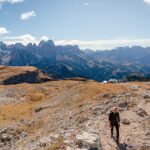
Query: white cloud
0 0 24 4
55 38 150 50
84 2 100 6
2 35 150 50
0 3 2 10
0 0 24 10
0 27 10 35
20 11 36 20
40 36 49 41
3 34 49 45
84 2 89 6
10 0 23 3
84 1 102 7
4 34 37 44
143 0 150 5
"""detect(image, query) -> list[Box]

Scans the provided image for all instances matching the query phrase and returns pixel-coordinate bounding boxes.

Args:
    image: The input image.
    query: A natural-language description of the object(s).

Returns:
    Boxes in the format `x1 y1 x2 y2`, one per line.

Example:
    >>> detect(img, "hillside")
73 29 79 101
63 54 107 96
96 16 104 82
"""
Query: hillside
0 74 149 149
0 66 53 85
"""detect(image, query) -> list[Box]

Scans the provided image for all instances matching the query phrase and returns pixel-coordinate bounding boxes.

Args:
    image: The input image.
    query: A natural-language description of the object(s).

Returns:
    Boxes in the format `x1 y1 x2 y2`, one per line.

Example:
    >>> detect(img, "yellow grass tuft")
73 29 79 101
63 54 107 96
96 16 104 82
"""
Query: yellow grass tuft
47 144 59 150
29 92 45 101
47 137 65 150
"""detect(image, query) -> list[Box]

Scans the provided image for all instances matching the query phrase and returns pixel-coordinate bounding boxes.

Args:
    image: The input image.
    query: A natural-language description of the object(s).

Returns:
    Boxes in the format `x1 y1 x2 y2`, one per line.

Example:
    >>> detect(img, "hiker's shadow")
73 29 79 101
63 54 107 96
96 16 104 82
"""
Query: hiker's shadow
116 142 127 150
112 137 127 150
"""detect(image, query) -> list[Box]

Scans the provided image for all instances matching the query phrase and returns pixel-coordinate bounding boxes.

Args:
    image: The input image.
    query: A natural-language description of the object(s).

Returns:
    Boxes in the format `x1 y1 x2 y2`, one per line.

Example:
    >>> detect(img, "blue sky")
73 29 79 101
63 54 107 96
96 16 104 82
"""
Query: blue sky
0 0 150 50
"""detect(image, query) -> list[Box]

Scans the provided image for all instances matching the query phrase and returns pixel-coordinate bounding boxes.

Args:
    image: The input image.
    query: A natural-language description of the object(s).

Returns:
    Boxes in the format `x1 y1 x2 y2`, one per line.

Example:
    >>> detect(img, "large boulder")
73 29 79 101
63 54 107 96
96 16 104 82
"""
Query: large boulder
76 132 101 150
136 108 148 117
142 93 150 99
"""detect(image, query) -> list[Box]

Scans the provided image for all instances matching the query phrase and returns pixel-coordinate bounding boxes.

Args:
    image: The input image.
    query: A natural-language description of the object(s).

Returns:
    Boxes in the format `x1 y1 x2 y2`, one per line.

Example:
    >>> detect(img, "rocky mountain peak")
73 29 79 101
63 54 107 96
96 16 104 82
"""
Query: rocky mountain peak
13 43 25 50
0 41 150 81
38 40 55 48
0 42 7 50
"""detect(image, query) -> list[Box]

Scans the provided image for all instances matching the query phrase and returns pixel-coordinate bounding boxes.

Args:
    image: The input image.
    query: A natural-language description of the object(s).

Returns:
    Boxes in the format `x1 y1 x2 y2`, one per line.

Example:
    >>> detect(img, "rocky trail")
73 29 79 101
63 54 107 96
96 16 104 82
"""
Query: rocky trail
0 79 150 150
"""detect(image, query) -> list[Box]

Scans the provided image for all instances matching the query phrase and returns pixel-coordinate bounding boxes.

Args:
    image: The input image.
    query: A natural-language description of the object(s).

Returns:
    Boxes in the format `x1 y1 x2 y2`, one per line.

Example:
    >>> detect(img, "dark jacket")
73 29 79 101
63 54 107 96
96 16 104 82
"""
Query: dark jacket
109 111 120 124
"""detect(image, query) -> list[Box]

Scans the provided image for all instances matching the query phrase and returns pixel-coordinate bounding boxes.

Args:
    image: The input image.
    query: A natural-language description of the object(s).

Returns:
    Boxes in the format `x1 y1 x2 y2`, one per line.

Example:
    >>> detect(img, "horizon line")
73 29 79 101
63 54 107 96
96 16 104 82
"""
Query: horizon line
1 36 150 50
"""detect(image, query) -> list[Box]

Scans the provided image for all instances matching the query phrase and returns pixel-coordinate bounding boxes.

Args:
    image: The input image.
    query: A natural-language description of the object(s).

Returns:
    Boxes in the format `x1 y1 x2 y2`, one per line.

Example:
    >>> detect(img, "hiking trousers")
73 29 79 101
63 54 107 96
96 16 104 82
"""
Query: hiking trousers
110 122 119 140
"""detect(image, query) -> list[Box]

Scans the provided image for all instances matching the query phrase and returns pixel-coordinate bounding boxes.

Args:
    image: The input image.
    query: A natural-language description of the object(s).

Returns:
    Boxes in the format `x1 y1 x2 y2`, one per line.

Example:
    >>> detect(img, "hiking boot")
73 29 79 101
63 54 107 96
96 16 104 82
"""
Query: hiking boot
116 139 119 143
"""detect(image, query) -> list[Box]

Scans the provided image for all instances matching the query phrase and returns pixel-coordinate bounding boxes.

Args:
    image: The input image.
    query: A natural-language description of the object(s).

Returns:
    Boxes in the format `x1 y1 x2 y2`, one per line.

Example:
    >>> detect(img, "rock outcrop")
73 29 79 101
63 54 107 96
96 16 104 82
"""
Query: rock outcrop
0 66 54 85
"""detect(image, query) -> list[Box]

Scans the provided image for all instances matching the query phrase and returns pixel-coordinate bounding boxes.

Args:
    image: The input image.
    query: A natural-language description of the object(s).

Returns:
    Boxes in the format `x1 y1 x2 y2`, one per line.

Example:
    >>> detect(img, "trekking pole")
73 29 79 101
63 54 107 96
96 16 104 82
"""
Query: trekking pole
104 121 109 129
98 132 103 150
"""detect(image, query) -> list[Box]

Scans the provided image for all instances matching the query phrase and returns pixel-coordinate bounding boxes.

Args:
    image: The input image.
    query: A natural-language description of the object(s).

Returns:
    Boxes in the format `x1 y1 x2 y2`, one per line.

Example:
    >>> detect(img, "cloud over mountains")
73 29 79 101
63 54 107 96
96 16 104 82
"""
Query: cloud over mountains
144 0 150 5
0 0 24 4
0 27 9 35
20 11 36 20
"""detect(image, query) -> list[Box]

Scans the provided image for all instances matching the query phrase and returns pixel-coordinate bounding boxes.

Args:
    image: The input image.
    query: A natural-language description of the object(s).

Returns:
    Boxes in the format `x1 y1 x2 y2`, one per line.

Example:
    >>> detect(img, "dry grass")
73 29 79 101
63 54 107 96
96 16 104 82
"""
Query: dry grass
0 65 37 83
0 101 34 126
0 79 149 135
0 91 45 126
47 144 59 150
47 137 65 150
0 65 52 84
28 92 45 101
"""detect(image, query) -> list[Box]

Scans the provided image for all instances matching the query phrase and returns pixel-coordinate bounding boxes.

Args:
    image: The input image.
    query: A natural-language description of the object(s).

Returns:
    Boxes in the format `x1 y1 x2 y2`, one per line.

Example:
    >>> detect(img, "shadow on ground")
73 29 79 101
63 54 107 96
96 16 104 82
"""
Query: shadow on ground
116 143 127 150
112 137 127 150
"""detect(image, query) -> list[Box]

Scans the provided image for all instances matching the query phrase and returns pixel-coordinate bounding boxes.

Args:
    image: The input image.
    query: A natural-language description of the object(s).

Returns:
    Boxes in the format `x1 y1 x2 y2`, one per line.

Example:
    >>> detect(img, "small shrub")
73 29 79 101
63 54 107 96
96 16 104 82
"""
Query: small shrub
47 143 59 150
29 92 45 101
47 137 65 150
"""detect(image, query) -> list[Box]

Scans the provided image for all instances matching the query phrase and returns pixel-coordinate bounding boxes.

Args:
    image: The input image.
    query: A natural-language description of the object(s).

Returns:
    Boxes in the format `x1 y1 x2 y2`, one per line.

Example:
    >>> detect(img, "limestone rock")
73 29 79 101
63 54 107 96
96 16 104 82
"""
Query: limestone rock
76 132 101 150
142 93 150 99
122 119 130 125
102 93 110 98
118 102 128 108
136 108 148 117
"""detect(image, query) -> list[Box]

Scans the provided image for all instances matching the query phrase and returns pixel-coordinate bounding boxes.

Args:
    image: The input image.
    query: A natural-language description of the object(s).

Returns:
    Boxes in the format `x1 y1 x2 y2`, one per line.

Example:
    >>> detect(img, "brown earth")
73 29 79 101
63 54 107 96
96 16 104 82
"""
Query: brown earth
0 78 150 149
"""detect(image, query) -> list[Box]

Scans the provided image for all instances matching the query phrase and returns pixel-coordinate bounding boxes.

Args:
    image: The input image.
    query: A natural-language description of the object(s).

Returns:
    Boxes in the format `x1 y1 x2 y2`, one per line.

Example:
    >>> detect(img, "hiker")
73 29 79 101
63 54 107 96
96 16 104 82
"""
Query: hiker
108 106 120 142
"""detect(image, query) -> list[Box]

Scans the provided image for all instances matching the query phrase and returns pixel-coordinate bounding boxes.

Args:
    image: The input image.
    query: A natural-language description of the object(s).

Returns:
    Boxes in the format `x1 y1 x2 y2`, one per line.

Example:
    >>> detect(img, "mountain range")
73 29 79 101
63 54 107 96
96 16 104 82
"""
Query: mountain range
0 40 150 81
